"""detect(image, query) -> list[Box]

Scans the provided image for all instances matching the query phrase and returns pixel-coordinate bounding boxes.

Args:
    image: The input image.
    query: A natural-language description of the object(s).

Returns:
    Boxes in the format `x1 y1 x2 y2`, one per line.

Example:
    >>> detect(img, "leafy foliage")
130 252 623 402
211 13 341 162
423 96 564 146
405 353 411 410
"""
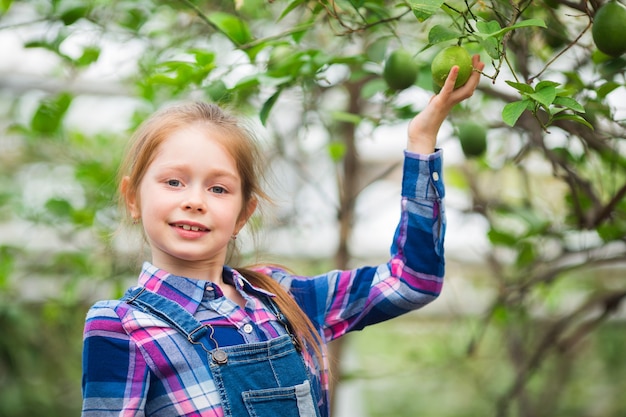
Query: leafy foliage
0 0 625 416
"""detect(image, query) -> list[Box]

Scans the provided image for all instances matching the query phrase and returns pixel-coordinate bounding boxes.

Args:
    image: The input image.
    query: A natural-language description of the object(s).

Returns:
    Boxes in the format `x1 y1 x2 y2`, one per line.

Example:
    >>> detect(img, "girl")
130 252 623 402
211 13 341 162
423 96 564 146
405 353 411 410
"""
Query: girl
82 55 484 417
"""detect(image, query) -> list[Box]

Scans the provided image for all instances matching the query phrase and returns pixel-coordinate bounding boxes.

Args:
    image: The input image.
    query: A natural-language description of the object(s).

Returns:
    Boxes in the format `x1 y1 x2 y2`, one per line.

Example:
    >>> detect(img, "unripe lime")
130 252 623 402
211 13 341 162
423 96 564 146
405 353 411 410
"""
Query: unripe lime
592 1 626 57
431 46 473 89
267 44 295 73
383 50 419 91
458 122 487 158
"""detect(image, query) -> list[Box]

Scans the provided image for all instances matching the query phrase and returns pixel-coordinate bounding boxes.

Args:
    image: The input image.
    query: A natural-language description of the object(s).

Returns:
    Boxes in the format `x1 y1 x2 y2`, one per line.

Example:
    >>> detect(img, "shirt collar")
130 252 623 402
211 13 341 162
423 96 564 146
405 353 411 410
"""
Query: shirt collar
137 262 276 315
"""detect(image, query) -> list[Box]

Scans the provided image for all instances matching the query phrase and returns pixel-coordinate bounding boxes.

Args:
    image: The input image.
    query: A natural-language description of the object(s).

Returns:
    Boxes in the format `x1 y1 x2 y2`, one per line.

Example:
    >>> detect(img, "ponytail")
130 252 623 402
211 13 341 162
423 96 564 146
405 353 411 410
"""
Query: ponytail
237 267 325 368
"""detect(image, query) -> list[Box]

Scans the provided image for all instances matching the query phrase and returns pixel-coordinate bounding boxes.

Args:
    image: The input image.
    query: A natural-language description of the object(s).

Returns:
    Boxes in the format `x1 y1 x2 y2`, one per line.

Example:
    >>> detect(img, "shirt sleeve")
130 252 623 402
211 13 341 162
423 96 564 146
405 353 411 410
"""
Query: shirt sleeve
266 149 446 342
82 301 150 416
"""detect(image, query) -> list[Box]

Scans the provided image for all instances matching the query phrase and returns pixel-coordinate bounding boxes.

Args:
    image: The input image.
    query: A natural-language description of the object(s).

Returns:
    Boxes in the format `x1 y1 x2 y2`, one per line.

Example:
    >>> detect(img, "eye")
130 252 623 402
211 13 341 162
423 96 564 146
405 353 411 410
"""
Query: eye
166 179 182 187
209 186 227 194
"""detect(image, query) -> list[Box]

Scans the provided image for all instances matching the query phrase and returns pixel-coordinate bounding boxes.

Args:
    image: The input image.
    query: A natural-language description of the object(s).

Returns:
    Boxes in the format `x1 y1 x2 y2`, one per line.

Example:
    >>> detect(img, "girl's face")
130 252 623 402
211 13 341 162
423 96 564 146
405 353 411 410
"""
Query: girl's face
125 124 253 278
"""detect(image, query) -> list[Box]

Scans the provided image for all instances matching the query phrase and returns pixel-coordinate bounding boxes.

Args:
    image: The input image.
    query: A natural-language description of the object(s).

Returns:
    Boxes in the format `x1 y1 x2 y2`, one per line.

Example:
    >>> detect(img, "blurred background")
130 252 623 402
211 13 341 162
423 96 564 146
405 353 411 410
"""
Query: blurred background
1 1 625 416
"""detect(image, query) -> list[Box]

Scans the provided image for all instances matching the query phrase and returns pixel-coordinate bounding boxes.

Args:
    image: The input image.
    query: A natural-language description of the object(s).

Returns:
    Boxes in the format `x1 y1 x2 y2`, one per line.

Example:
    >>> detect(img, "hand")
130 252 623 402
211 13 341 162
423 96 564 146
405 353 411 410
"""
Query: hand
407 54 485 154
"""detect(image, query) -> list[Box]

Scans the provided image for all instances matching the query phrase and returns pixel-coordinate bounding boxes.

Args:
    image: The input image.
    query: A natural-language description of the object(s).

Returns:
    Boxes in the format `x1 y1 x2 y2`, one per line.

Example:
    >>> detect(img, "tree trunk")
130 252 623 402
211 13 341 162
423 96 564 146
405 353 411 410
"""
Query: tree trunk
328 77 363 413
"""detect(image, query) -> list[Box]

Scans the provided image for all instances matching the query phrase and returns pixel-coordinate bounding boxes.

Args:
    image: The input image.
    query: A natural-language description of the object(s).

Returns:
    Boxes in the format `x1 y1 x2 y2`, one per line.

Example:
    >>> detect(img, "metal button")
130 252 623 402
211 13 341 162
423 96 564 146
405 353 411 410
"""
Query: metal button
432 171 440 181
243 323 254 334
212 349 228 365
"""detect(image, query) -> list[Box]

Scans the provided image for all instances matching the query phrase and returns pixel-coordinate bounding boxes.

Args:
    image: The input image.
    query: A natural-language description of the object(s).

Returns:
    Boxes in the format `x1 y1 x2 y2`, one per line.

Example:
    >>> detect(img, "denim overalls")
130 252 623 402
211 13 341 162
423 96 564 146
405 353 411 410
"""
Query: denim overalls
122 287 321 417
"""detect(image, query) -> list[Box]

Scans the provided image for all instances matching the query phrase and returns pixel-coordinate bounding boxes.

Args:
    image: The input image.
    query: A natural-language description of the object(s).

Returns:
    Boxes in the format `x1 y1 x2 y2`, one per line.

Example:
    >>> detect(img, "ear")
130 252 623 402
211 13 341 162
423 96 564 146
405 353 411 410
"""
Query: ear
120 176 141 220
235 197 258 234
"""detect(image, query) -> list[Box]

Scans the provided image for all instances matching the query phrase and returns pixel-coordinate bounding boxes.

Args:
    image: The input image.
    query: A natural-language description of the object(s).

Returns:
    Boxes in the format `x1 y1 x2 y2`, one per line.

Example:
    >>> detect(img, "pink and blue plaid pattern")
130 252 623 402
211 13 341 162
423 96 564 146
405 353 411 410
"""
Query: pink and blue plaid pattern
82 150 446 417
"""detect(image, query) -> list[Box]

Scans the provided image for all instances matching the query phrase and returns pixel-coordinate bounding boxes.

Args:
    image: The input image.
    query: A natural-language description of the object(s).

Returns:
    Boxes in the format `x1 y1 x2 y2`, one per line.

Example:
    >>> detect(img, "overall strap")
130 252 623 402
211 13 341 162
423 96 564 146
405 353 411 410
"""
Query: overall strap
121 287 208 343
263 296 302 352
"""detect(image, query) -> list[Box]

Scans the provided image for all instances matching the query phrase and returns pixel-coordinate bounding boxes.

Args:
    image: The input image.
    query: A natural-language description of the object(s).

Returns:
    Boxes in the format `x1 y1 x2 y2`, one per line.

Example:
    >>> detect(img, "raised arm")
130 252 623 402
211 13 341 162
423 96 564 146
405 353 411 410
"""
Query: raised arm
267 55 485 340
407 54 485 154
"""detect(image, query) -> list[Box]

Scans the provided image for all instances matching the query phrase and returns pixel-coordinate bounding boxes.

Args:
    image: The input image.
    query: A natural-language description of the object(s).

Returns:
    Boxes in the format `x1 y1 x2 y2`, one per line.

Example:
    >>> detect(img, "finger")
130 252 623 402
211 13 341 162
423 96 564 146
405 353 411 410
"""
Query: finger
468 55 484 85
439 65 459 96
451 55 483 98
471 54 485 72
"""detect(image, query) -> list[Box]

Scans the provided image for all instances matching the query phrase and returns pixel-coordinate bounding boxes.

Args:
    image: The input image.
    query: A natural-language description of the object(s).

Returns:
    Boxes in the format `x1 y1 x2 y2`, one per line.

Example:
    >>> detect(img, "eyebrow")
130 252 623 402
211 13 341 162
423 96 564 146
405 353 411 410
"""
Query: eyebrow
157 164 240 181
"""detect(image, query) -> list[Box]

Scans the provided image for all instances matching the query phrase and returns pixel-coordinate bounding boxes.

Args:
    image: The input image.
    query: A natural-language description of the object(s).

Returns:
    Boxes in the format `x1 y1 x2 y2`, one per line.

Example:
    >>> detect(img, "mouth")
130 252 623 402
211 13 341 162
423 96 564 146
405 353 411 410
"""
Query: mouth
171 223 210 232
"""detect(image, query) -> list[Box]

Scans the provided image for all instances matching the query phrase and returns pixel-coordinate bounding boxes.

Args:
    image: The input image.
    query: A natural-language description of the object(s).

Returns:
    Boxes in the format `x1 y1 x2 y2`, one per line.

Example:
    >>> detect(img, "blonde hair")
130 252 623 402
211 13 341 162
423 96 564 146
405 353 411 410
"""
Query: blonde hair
119 101 323 364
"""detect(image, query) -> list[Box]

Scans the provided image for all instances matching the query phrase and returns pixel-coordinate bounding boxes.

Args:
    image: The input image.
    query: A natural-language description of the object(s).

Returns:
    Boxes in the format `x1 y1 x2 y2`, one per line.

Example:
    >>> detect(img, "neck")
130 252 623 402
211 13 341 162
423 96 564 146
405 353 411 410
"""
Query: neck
152 259 225 284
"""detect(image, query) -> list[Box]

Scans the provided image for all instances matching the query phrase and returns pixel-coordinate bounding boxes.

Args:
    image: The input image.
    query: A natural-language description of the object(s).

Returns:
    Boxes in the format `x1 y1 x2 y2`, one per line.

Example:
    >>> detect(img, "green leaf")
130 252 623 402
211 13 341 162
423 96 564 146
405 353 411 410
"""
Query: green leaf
24 39 60 53
361 78 387 99
118 7 148 31
491 303 510 325
427 24 462 44
328 141 346 162
551 114 594 130
515 241 536 268
0 245 18 290
563 71 584 90
477 19 546 39
45 198 73 219
146 73 179 86
476 20 501 35
0 0 13 14
259 89 282 125
552 96 585 113
597 81 620 99
191 49 215 67
331 111 362 125
488 228 518 247
535 80 559 90
278 0 307 21
502 100 529 127
360 2 392 18
365 38 388 63
477 36 500 60
513 207 550 235
207 12 254 46
31 92 73 134
597 222 626 242
71 208 95 227
76 46 100 66
409 0 444 22
529 84 556 108
505 80 534 94
59 5 89 25
205 80 229 102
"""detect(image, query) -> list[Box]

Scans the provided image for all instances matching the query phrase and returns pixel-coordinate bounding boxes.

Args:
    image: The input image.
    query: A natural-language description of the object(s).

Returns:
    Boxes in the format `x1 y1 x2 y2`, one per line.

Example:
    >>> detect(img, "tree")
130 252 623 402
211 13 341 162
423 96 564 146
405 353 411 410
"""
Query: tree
0 0 625 416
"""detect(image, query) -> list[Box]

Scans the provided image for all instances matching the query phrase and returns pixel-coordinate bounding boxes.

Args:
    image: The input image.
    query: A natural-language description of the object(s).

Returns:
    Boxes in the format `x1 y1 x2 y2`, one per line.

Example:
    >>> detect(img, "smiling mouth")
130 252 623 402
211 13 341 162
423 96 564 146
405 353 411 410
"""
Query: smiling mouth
173 224 209 232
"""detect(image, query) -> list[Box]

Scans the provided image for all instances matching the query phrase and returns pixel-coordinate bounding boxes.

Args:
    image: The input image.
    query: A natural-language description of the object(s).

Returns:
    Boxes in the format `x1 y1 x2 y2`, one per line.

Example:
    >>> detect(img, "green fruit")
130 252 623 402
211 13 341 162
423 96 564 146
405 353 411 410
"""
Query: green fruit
267 44 295 73
592 1 626 57
458 122 487 158
383 50 419 91
431 46 473 89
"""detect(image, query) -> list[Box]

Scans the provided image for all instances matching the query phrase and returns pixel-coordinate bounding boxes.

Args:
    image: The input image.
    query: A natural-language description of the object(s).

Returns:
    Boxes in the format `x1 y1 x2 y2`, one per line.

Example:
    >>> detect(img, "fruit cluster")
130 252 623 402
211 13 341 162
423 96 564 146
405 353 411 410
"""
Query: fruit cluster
383 45 474 92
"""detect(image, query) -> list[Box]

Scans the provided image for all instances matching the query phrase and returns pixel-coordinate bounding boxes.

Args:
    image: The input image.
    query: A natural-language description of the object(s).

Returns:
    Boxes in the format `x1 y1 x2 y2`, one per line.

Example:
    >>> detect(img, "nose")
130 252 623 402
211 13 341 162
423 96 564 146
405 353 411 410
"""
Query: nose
182 187 207 212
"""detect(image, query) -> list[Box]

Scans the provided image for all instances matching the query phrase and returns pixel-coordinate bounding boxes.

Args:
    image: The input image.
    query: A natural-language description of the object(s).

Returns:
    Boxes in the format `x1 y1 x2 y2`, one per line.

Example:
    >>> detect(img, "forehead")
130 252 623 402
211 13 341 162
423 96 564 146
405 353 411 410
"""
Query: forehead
151 124 238 173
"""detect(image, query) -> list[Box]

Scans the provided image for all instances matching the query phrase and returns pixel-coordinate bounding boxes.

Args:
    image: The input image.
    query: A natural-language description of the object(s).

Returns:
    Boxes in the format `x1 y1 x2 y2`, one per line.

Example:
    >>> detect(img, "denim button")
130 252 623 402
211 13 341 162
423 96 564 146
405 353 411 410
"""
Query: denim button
243 323 253 334
432 171 440 181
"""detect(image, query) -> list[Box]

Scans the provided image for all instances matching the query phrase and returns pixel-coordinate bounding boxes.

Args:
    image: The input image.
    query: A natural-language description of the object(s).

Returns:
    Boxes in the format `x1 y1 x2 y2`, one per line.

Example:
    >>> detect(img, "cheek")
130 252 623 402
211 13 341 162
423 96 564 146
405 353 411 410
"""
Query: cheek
135 184 157 217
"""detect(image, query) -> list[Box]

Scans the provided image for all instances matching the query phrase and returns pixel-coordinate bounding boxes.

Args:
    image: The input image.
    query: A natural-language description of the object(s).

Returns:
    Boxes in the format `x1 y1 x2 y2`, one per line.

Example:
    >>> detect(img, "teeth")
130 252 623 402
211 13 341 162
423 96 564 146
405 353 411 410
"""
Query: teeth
179 224 204 231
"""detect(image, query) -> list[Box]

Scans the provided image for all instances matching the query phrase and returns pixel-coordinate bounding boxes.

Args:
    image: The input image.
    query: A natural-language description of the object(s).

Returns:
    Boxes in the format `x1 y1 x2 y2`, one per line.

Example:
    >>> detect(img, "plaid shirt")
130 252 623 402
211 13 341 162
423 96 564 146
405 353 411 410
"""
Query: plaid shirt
82 150 446 416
